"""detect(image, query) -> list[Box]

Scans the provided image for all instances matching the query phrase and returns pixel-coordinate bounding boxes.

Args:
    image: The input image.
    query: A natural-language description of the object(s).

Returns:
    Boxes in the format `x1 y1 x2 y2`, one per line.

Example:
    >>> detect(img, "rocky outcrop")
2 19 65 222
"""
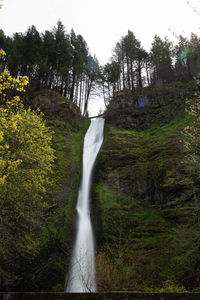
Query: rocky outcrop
105 81 198 130
25 90 83 129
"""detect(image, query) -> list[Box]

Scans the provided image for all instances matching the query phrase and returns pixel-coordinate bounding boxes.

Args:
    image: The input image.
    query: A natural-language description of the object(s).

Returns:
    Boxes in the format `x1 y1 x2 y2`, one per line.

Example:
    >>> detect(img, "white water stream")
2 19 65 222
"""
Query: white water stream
66 118 105 293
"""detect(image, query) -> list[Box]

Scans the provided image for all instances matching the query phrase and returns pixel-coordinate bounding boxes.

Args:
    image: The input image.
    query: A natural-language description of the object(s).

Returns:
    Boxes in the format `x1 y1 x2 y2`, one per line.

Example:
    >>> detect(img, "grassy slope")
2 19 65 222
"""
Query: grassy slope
94 113 200 292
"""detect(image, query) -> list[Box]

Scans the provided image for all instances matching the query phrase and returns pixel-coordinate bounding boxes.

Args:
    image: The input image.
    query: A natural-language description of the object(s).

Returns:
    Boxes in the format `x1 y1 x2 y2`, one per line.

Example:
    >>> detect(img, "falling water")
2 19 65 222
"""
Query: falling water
66 117 105 293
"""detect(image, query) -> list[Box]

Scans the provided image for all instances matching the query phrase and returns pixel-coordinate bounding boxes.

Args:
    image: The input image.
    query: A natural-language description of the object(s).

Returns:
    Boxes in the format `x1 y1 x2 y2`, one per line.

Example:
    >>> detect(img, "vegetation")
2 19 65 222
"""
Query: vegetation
1 3 200 294
0 50 55 289
17 118 89 292
93 82 200 291
1 22 200 114
0 47 88 291
101 31 200 106
0 21 99 115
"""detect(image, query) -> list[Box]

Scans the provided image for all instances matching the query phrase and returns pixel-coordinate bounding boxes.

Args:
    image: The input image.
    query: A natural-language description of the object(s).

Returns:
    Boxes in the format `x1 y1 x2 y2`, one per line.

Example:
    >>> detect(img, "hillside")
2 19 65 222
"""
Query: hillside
2 82 200 293
93 82 200 292
0 89 89 292
1 8 200 296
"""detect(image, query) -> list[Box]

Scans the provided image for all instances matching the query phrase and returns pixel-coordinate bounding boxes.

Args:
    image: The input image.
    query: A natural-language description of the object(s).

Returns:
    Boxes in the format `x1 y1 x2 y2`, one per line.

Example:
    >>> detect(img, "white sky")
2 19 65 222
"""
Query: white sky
0 0 200 65
0 0 199 116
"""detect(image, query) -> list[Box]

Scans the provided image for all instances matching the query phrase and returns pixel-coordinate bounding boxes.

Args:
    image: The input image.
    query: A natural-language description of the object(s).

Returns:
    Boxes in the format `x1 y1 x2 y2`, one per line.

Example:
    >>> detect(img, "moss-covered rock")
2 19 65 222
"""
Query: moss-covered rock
105 81 198 130
93 108 200 292
25 89 83 130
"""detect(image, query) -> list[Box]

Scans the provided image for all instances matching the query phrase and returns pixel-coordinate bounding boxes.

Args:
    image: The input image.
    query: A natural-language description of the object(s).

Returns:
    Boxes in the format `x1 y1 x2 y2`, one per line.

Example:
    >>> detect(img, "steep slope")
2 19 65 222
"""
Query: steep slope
1 90 89 292
93 84 200 292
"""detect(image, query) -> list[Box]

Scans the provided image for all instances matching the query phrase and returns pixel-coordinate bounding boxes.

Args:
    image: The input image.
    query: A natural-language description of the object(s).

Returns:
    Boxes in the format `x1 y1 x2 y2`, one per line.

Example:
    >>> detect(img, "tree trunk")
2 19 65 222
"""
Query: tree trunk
138 62 143 88
130 59 134 91
146 60 150 86
70 70 76 101
122 61 125 90
186 58 193 80
83 80 92 116
126 55 131 90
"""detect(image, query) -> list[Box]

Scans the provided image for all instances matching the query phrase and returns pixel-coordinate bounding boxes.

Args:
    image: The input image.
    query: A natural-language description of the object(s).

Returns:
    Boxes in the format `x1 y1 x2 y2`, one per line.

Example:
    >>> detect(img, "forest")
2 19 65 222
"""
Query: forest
1 20 200 112
1 9 200 298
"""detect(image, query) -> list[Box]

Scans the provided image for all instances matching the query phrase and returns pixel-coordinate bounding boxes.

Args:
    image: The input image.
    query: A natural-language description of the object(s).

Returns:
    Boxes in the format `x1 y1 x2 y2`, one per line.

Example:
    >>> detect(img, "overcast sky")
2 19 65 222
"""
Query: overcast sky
0 0 200 116
0 0 200 65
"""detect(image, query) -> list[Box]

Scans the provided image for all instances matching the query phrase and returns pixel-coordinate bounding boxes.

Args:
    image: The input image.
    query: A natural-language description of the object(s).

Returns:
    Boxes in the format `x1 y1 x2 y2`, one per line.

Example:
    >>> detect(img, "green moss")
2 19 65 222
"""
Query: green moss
96 183 131 209
95 111 200 292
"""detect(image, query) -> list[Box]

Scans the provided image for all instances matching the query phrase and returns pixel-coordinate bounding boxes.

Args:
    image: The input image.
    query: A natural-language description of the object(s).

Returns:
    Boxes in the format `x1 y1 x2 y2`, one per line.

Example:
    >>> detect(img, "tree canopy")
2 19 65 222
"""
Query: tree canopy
0 21 100 115
101 30 200 103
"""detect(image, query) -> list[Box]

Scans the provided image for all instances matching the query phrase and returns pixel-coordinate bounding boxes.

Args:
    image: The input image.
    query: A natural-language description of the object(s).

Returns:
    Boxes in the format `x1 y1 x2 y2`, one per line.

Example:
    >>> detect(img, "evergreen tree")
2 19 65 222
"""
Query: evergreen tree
150 35 174 85
0 21 100 115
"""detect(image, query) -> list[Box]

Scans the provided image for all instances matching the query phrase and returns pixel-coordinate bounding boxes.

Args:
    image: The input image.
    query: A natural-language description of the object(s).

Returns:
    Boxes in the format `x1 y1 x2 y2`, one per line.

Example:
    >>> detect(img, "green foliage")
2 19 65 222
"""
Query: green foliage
150 35 174 84
104 61 121 84
103 30 200 104
0 51 56 289
159 280 187 292
0 108 55 221
1 21 100 114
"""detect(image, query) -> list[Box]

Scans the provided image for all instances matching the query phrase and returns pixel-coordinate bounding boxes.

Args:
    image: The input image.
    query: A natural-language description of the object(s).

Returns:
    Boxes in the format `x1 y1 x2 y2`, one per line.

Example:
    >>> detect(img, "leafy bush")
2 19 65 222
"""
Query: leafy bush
0 51 55 288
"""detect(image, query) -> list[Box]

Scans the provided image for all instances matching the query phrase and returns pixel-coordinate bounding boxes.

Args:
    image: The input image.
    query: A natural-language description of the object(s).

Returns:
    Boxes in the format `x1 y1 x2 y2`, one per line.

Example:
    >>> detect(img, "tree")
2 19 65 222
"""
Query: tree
103 61 121 96
83 54 100 116
52 20 72 94
174 35 192 81
150 35 174 85
174 34 200 81
40 29 55 89
70 29 88 101
1 21 99 115
0 50 55 288
7 32 26 77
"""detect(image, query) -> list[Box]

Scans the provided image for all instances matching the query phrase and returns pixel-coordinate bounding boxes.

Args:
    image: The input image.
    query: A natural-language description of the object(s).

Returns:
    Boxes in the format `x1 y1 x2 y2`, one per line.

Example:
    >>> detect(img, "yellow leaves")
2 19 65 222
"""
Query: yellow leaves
0 130 3 143
0 72 29 94
7 159 22 172
0 106 55 191
0 49 6 56
0 175 7 185
0 46 56 276
0 141 22 185
0 61 29 111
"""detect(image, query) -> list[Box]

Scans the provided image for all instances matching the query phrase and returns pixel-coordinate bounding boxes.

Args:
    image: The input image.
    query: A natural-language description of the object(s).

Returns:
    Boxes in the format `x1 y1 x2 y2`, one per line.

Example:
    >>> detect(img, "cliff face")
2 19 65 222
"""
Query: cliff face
105 81 198 130
93 83 200 292
25 89 83 129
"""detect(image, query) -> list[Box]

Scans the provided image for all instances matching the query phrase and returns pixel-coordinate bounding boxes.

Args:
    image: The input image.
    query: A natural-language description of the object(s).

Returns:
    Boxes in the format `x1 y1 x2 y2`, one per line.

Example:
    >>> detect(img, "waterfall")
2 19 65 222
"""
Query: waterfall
66 117 105 293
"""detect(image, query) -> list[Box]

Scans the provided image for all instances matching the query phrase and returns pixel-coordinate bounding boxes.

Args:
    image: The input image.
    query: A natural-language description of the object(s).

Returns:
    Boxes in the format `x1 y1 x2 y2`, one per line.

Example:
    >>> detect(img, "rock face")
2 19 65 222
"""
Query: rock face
93 83 200 292
26 89 83 129
105 81 198 130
